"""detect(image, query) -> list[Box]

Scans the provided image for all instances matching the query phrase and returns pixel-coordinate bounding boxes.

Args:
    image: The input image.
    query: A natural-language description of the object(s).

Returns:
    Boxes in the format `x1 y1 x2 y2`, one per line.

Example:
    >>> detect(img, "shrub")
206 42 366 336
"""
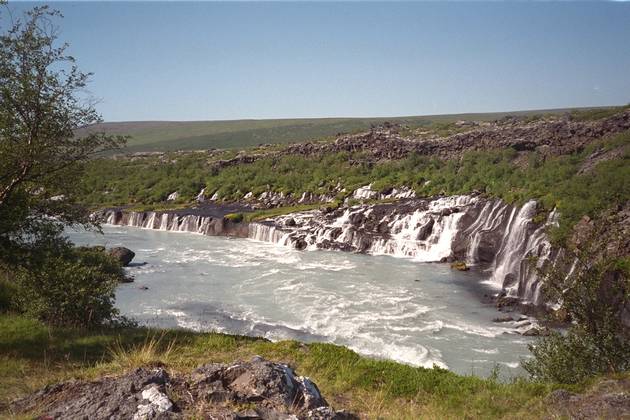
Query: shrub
12 247 126 328
224 212 244 223
523 252 630 383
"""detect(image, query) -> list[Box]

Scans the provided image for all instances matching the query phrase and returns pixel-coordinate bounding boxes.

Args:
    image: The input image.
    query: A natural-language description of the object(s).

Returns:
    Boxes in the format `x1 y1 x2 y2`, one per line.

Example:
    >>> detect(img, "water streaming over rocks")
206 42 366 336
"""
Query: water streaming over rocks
246 195 558 305
68 225 537 376
100 194 559 305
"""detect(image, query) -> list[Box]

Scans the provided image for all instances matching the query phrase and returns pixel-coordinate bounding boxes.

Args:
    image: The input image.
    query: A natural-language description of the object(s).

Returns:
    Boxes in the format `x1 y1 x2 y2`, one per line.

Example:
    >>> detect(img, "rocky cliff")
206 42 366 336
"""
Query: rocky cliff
206 109 630 173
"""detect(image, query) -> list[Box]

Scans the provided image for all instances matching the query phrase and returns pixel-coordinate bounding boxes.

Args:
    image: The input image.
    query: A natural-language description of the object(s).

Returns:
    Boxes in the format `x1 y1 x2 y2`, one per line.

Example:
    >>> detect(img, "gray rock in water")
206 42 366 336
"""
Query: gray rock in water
492 315 514 323
109 247 135 266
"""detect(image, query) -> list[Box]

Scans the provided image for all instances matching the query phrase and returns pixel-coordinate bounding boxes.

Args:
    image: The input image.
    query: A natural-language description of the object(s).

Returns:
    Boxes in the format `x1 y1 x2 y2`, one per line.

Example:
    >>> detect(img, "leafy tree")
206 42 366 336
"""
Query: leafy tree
0 6 125 262
0 5 126 326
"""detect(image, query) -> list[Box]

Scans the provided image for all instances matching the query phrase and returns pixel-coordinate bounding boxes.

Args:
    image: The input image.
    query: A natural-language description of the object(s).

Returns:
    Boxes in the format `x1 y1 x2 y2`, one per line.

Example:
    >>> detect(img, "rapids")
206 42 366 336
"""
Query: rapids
68 225 537 377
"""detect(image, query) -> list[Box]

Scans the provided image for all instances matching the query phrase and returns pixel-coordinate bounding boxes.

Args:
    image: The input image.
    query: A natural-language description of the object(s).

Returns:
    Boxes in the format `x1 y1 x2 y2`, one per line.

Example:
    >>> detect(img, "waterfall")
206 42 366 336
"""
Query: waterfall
369 206 465 261
101 209 247 239
101 195 562 306
249 195 476 262
489 200 537 289
248 223 288 244
143 212 157 229
159 213 170 230
464 200 509 264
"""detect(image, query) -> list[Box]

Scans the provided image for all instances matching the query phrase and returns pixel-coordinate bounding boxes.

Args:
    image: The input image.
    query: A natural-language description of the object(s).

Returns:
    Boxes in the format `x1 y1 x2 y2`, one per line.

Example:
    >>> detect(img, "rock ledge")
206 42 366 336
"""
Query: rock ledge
10 357 355 420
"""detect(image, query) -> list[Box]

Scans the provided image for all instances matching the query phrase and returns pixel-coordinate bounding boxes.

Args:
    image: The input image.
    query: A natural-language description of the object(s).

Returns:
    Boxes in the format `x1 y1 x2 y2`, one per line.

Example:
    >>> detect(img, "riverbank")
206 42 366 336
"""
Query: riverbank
0 313 556 418
3 313 629 418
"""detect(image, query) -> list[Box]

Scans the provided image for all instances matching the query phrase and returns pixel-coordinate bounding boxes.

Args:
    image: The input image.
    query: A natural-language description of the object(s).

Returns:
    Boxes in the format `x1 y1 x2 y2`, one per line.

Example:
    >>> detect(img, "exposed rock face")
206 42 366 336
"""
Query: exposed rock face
10 358 354 420
548 378 630 419
205 110 630 172
10 366 172 420
109 246 135 266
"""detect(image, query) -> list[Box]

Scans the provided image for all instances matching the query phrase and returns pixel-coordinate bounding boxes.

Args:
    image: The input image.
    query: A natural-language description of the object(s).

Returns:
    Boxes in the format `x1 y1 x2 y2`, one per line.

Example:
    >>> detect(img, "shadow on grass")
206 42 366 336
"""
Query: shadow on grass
0 313 273 368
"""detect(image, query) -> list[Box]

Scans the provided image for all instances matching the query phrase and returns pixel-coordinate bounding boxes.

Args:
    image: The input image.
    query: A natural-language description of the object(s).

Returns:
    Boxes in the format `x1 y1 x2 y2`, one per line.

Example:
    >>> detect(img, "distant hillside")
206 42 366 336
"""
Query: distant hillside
85 107 611 153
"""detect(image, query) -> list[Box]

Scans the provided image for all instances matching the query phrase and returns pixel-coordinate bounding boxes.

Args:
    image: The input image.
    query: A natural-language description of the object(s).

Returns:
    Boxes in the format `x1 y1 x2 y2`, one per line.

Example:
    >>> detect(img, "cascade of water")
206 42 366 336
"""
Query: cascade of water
105 210 116 225
144 212 156 229
465 200 509 264
159 214 170 230
369 207 465 261
508 208 559 304
489 200 537 288
248 223 287 244
102 197 562 306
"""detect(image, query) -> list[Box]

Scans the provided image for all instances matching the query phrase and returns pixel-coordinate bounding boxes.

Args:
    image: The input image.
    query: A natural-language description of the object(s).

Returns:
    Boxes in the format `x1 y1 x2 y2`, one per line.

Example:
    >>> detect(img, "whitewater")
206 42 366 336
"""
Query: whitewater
67 224 535 377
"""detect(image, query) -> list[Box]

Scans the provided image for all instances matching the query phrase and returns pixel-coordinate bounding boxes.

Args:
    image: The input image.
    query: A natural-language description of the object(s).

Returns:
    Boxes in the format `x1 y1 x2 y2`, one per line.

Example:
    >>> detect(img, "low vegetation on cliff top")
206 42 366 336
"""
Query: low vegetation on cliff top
79 127 630 244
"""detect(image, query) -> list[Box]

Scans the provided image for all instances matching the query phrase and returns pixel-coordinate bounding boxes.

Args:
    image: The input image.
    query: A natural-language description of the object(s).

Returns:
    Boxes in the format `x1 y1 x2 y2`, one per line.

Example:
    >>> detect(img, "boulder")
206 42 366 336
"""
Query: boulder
522 327 550 337
11 358 356 420
109 247 135 266
492 315 514 323
547 379 630 419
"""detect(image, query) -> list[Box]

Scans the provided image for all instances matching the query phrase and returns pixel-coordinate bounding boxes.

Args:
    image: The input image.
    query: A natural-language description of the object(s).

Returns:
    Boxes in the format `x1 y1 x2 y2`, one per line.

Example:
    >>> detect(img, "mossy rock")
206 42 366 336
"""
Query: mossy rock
450 261 469 271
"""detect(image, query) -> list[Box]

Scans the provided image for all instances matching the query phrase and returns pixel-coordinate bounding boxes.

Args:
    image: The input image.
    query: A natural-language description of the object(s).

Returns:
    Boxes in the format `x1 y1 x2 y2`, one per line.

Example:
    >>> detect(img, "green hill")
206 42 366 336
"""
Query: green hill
85 107 605 153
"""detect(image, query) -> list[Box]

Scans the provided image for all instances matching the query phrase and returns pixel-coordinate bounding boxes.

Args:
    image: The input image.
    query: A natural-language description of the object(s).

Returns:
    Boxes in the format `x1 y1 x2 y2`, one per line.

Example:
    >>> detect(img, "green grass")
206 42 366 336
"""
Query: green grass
0 313 567 418
82 107 609 153
125 202 192 213
244 203 329 222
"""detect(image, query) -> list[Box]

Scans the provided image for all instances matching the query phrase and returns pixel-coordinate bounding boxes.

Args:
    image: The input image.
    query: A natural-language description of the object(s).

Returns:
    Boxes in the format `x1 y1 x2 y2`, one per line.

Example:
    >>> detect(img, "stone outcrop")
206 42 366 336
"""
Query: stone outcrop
203 110 630 173
109 246 135 266
547 378 630 419
10 357 354 420
288 110 630 160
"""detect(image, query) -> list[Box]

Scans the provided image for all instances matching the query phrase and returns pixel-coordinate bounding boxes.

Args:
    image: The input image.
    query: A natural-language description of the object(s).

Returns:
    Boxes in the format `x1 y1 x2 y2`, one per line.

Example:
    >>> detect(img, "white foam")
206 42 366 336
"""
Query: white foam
472 348 499 355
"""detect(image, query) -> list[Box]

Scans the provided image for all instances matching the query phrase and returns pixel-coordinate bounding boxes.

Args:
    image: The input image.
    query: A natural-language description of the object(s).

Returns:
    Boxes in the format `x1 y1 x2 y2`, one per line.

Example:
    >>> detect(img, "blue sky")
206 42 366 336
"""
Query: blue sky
4 2 630 121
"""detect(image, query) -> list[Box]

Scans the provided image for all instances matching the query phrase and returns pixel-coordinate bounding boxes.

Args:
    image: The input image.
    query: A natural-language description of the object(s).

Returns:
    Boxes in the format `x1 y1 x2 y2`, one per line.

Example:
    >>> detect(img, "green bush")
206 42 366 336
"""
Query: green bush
523 253 630 383
224 212 243 223
0 278 17 312
11 247 126 328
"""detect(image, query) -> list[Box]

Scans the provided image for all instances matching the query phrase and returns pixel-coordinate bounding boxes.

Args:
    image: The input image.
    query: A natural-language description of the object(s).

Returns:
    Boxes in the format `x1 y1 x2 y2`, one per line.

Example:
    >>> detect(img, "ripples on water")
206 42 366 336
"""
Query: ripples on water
67 226 534 377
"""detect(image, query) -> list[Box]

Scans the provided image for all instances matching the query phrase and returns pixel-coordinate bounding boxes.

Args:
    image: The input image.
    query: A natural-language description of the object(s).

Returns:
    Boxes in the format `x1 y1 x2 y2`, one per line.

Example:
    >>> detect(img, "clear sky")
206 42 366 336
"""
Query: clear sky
4 1 630 121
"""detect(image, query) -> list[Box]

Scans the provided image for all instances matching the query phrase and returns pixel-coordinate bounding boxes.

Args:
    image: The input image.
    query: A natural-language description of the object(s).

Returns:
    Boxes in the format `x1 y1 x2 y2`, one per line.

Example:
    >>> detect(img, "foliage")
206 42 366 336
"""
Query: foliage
244 203 329 222
0 5 125 258
224 212 243 223
9 246 126 328
79 129 629 244
0 6 127 328
523 248 630 383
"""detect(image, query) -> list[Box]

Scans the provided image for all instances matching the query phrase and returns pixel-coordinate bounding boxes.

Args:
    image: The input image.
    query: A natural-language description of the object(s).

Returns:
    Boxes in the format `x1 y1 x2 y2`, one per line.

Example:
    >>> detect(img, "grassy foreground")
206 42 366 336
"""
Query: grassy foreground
0 314 575 419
